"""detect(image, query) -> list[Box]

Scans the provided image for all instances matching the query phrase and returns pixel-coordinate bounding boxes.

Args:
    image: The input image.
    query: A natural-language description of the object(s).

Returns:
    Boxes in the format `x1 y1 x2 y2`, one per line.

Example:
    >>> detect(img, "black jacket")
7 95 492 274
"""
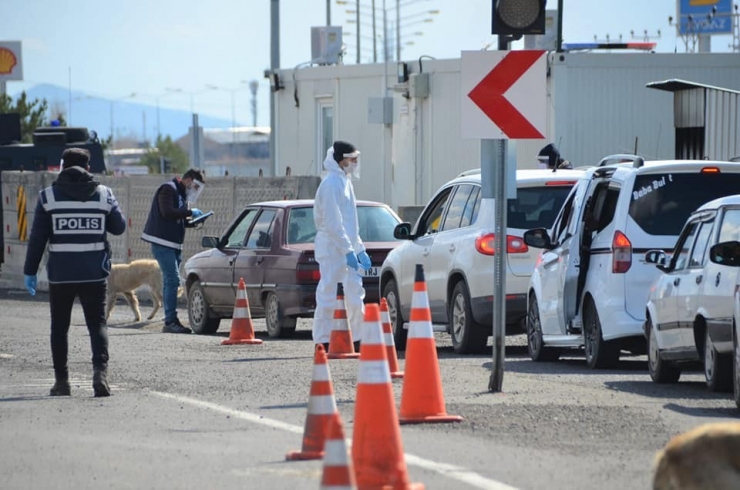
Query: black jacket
23 166 126 283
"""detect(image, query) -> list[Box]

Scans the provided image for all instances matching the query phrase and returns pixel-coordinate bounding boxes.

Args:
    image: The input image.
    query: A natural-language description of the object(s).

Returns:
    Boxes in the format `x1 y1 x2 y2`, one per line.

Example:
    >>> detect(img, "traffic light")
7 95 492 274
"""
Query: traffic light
492 0 546 39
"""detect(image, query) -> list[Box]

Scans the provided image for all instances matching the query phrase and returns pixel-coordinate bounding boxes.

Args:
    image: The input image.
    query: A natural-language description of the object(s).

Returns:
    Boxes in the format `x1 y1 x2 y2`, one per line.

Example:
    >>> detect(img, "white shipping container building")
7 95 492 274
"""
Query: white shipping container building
273 52 740 209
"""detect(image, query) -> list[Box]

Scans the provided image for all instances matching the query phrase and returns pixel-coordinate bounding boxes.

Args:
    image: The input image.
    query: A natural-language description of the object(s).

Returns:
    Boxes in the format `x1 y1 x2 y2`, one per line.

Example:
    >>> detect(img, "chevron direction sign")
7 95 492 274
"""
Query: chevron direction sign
461 50 547 140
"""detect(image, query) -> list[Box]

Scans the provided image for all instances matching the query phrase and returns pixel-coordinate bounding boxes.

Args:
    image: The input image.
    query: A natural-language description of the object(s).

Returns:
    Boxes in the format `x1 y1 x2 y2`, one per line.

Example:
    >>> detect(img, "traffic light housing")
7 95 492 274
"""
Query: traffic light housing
492 0 546 39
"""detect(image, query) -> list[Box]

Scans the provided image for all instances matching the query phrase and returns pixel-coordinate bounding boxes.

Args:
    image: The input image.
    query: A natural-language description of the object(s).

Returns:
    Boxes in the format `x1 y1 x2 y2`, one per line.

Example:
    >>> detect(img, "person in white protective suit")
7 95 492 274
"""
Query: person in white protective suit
312 140 371 348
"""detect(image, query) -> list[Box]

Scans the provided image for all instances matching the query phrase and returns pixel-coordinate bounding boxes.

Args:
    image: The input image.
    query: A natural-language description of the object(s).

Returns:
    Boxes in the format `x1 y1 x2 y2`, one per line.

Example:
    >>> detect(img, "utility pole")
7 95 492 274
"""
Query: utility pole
356 0 361 63
327 0 331 25
396 0 401 61
270 0 280 175
249 80 259 127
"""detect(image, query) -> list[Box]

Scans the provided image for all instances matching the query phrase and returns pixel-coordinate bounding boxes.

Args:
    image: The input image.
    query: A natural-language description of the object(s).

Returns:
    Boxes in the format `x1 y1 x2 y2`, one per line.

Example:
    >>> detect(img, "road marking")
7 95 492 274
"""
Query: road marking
151 390 519 490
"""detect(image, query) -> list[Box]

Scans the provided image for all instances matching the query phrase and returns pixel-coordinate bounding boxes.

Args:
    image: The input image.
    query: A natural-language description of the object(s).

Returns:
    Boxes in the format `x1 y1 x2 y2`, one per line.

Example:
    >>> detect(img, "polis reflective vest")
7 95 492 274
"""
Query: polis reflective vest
40 185 114 283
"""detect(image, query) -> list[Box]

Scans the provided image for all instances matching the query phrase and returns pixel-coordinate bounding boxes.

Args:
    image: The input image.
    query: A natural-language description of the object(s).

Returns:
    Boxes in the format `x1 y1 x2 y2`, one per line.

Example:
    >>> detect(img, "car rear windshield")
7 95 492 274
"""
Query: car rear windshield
629 172 740 236
287 205 400 244
507 185 574 229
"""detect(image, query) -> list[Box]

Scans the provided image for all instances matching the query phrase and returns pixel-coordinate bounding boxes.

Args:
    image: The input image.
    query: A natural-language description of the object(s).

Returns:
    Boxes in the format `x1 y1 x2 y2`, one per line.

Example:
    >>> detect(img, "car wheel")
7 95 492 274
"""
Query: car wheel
527 293 560 362
187 280 221 335
704 328 732 392
265 292 297 338
734 326 740 409
382 278 408 351
449 281 488 354
582 299 619 369
647 316 680 383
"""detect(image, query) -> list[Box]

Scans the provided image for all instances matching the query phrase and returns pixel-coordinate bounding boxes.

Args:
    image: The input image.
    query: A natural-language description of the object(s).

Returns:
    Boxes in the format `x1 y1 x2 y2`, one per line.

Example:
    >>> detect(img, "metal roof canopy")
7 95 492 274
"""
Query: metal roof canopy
646 78 740 161
646 78 740 95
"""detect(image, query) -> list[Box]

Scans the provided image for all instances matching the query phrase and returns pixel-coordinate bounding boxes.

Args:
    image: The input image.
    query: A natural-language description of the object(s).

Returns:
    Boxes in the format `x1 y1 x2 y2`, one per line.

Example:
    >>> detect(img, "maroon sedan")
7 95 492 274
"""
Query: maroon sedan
184 199 402 337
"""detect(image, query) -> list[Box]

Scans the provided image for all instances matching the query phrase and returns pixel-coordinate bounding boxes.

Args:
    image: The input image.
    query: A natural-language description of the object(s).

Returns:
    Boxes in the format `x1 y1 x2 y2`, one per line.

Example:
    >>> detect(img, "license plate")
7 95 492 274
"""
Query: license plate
362 266 379 278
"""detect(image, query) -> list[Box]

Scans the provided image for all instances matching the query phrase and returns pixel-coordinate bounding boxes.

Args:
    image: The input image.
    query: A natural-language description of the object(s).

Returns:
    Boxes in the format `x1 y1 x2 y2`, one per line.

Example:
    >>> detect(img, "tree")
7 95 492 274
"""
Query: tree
139 135 190 174
0 91 66 143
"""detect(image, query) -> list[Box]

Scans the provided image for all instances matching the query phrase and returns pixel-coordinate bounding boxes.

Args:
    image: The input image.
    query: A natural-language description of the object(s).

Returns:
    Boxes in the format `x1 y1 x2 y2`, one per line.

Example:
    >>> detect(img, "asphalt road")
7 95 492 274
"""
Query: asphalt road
1 288 738 490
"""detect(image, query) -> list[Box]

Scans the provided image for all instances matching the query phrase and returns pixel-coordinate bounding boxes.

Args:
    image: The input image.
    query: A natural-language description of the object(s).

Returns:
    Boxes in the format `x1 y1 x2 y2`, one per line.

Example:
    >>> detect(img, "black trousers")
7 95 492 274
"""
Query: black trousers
49 281 109 376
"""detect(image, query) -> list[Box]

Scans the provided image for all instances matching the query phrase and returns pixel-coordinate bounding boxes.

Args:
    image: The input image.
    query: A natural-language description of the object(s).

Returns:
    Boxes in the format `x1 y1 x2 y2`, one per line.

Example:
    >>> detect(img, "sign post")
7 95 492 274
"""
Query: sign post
461 48 546 392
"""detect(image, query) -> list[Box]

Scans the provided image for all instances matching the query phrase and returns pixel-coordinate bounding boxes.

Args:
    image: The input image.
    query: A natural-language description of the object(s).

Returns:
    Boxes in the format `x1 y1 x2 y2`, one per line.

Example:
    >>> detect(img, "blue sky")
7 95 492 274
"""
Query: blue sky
2 0 736 129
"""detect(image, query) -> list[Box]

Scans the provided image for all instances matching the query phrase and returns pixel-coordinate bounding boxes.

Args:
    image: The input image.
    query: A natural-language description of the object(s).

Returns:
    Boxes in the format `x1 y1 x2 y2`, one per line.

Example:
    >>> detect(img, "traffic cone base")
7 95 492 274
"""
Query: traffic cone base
327 282 360 359
352 304 423 490
286 344 338 461
380 298 404 379
399 264 462 425
222 278 263 345
320 414 356 490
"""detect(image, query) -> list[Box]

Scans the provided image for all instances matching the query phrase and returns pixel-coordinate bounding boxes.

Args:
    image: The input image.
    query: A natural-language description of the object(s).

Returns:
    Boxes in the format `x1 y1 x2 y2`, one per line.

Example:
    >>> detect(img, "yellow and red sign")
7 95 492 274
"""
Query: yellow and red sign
0 41 23 81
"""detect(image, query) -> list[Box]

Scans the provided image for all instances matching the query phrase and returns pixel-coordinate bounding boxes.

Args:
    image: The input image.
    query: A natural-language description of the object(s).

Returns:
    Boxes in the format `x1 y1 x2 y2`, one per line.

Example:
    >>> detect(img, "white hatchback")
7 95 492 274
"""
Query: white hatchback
380 168 584 354
645 195 740 391
524 157 740 368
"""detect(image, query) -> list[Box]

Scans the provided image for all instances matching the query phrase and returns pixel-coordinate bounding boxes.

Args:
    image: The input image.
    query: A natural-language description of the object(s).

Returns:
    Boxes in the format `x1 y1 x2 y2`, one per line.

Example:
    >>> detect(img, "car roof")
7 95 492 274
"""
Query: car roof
250 199 388 208
592 160 740 179
695 194 740 213
449 168 585 187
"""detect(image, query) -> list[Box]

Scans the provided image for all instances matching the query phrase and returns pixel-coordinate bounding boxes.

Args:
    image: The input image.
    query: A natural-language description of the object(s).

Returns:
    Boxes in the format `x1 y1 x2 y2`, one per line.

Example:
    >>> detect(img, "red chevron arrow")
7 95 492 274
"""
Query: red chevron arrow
467 51 545 139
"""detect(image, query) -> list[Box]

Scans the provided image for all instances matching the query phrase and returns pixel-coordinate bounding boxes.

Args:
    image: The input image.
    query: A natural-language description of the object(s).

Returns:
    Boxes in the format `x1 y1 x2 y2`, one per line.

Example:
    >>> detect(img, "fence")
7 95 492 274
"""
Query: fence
0 171 321 292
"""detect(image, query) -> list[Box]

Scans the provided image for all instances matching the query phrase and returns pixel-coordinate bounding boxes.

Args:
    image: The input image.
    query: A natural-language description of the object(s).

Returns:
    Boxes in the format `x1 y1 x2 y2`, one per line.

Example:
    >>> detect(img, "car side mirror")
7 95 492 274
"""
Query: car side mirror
644 249 667 267
523 228 552 249
201 236 219 249
393 222 413 240
709 241 740 267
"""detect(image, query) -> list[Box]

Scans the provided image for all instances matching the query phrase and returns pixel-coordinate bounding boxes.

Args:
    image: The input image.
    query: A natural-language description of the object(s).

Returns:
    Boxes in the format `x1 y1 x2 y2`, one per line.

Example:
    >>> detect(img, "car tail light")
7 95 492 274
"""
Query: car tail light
296 252 320 284
612 230 632 273
545 181 575 186
475 233 529 256
701 167 720 173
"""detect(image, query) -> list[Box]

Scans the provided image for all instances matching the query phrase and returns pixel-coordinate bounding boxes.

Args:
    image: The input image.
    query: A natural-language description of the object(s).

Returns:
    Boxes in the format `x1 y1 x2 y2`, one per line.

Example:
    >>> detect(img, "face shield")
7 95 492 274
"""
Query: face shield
343 151 361 180
186 179 205 203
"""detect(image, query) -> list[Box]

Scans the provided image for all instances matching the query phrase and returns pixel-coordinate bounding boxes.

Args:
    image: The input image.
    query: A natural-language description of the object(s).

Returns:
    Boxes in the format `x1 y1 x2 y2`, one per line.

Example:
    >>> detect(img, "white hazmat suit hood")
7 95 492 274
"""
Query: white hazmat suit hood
311 147 366 344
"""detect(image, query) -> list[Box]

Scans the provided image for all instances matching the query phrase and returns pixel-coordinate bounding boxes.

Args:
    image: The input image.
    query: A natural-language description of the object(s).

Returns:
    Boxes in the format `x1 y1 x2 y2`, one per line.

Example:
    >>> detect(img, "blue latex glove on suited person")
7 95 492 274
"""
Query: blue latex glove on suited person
190 208 204 219
345 251 359 270
24 274 37 296
357 250 371 270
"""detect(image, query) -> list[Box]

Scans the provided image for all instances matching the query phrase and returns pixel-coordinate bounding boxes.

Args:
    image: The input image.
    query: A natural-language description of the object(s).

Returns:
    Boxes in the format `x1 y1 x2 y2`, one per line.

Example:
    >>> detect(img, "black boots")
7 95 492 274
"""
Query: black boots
92 368 111 397
49 371 71 396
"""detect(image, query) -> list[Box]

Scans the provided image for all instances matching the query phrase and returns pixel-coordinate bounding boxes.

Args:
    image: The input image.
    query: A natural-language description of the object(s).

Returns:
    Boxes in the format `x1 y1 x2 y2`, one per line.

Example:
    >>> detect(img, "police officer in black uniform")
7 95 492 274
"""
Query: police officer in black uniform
23 148 126 397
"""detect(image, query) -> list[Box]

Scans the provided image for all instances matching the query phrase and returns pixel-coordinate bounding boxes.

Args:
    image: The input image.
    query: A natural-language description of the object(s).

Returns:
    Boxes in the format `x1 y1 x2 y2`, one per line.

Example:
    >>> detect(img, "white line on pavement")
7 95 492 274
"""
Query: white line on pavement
151 390 519 490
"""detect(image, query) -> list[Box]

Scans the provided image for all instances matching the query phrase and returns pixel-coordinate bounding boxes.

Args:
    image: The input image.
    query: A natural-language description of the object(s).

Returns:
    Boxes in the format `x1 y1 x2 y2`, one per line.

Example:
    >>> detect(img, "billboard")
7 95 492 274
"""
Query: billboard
677 0 734 35
0 41 23 82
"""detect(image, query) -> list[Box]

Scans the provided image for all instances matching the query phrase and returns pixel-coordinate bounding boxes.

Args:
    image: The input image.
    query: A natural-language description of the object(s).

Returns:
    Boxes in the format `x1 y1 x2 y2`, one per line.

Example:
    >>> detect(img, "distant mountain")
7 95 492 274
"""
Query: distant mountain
11 84 233 141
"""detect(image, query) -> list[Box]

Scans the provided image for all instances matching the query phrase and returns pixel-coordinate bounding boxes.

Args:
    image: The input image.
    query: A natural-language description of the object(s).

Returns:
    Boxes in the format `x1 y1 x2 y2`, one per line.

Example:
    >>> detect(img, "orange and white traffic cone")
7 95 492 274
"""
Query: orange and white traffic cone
221 278 263 345
399 264 463 424
380 298 404 379
320 413 357 490
352 303 424 490
286 344 338 461
328 282 360 360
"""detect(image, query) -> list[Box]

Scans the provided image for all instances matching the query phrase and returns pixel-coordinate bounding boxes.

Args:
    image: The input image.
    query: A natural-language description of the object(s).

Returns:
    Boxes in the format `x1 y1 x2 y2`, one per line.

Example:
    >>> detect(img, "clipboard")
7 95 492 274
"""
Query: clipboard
188 211 214 226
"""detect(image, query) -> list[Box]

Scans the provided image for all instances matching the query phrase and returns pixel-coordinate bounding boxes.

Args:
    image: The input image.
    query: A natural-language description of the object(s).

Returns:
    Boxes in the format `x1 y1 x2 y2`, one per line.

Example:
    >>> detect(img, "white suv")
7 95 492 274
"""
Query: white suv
645 196 740 391
524 157 740 368
380 168 584 354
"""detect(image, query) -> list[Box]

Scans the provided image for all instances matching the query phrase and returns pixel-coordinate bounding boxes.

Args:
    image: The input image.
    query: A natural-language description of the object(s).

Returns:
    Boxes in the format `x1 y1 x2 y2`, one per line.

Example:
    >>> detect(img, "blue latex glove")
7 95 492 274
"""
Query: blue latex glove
358 251 372 270
345 251 359 270
191 208 204 219
24 275 37 296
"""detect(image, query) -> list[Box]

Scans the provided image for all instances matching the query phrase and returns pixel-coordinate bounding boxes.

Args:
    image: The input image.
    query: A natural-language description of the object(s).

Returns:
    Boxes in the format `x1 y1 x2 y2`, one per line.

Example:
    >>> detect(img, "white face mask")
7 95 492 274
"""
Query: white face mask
186 179 205 203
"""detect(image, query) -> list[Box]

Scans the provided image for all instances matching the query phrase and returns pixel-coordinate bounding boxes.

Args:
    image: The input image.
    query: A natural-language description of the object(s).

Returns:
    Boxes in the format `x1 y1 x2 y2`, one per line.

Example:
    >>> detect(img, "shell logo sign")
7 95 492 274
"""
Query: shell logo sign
0 48 18 75
0 41 23 81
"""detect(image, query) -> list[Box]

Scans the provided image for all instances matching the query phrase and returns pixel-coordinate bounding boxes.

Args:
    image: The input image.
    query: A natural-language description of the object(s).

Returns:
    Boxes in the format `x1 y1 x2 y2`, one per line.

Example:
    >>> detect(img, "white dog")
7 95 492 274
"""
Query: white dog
106 259 174 322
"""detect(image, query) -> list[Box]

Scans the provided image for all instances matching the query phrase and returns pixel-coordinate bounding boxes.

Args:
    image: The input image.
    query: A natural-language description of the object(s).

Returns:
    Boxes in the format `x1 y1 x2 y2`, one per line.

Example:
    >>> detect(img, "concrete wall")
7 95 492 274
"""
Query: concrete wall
0 171 321 292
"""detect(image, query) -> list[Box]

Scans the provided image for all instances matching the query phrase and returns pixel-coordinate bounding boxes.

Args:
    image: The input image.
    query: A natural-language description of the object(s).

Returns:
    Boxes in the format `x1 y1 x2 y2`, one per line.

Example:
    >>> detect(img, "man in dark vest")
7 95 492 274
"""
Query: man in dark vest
23 147 127 397
142 169 204 334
